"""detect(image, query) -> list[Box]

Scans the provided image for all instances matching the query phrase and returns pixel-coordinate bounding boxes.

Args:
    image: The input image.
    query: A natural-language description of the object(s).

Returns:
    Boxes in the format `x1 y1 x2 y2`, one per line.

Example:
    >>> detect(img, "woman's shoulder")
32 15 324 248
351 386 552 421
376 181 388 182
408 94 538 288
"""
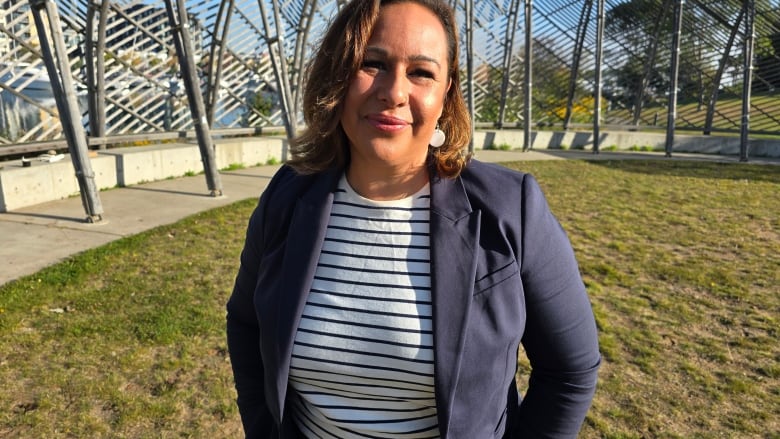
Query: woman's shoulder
460 158 536 193
263 164 338 203
267 163 313 187
454 159 552 218
251 165 339 235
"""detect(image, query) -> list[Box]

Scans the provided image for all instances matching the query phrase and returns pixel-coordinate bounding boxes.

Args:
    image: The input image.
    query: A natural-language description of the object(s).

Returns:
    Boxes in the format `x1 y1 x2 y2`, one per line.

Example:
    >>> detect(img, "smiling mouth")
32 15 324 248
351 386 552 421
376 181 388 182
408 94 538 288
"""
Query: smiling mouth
367 114 410 131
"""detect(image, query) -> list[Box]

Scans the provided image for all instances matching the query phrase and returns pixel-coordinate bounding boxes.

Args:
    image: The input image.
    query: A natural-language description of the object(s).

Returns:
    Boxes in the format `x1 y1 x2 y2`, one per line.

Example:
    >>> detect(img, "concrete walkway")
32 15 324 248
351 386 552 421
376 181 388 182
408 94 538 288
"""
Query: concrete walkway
1 148 778 286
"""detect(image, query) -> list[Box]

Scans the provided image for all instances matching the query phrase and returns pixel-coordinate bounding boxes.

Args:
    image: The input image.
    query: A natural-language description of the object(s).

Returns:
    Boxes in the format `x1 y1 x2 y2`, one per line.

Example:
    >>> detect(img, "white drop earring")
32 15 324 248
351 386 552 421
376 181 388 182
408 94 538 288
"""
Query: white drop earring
430 124 446 148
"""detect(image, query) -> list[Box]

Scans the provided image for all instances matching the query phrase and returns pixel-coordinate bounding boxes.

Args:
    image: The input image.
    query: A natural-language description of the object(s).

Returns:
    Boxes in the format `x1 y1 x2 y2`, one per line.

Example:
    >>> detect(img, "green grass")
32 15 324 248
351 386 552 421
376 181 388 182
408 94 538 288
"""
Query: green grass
486 142 513 151
221 163 245 172
508 159 780 438
1 159 778 437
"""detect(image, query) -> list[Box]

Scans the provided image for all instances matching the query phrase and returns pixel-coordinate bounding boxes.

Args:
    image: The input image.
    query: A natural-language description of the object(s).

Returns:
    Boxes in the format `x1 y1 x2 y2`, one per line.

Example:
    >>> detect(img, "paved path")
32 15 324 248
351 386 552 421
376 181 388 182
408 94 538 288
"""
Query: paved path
1 149 778 285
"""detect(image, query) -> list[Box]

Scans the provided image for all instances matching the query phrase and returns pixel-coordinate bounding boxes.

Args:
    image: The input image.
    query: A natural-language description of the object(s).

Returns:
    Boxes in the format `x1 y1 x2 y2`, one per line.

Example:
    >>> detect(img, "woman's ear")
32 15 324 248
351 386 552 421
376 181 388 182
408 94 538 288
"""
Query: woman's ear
441 78 452 107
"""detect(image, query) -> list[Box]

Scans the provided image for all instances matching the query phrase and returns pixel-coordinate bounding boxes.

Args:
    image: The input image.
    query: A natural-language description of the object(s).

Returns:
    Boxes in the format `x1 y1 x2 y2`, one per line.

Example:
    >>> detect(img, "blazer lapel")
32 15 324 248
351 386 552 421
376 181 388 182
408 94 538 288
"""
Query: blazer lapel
271 169 341 419
429 174 480 437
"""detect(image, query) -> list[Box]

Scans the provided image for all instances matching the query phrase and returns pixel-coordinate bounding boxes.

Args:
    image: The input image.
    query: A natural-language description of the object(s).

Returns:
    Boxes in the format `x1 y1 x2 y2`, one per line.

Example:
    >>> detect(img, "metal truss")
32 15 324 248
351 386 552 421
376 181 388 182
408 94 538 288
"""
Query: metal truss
1 0 778 216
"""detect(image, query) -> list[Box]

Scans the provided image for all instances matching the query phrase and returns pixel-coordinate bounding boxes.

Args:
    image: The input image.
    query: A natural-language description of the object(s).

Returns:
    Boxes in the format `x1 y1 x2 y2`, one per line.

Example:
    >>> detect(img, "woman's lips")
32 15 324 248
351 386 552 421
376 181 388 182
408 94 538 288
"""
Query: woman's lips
366 114 410 132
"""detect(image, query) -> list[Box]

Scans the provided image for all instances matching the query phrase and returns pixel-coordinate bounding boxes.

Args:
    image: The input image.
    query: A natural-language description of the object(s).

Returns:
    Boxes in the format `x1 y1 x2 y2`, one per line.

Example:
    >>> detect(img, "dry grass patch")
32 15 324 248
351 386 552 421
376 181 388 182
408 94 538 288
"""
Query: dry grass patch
1 158 778 437
505 159 779 438
0 201 255 437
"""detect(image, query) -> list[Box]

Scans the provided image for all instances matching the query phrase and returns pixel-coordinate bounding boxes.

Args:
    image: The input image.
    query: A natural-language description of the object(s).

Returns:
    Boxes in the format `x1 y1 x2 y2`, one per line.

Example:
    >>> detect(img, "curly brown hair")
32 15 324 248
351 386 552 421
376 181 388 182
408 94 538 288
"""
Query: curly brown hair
287 0 471 178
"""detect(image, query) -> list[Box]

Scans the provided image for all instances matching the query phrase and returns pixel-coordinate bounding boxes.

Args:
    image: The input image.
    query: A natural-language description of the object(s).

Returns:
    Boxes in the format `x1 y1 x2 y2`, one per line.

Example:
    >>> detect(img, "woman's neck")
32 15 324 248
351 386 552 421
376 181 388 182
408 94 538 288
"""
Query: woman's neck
346 163 429 201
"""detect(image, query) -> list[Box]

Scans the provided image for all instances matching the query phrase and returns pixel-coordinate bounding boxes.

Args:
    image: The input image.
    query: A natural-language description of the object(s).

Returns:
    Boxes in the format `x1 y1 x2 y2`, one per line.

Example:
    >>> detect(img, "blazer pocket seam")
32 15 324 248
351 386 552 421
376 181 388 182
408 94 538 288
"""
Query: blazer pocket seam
474 263 519 297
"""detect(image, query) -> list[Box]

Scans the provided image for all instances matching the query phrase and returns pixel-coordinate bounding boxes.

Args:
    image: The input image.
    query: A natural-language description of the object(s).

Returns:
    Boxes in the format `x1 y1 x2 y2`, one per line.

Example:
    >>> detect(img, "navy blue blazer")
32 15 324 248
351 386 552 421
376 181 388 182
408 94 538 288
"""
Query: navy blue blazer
227 159 601 438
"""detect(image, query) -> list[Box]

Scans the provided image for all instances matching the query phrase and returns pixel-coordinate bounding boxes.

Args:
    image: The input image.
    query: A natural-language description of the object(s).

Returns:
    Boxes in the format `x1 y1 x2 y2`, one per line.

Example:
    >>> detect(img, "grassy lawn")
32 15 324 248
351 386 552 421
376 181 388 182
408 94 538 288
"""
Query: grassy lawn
603 91 780 135
1 159 778 437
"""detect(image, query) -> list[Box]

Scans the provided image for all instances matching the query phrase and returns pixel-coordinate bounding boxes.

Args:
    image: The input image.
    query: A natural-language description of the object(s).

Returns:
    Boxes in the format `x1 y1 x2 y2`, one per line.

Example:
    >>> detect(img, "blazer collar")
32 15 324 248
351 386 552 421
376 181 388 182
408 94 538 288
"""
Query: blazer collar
429 173 480 438
272 167 341 420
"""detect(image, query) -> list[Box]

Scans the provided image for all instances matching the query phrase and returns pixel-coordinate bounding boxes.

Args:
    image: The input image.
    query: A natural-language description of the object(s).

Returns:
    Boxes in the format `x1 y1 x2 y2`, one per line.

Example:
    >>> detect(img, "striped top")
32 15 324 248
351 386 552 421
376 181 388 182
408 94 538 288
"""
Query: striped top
289 175 439 438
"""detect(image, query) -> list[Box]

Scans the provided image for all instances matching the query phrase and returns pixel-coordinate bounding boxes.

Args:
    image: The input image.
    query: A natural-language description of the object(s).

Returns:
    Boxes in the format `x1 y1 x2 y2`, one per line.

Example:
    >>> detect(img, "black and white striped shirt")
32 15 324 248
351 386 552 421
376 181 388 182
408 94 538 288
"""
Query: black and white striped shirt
289 175 438 438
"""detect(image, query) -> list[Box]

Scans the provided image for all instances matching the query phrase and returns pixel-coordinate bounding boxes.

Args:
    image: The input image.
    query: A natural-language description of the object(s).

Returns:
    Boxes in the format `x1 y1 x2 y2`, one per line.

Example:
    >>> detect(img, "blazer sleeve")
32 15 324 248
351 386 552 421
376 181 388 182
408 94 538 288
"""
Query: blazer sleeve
226 168 286 438
511 174 601 438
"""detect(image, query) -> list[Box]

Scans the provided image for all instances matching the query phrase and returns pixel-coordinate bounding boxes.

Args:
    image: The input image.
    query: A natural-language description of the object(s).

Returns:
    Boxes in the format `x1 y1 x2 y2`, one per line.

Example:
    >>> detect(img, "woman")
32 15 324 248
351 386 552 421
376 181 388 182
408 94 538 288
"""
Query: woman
227 0 601 437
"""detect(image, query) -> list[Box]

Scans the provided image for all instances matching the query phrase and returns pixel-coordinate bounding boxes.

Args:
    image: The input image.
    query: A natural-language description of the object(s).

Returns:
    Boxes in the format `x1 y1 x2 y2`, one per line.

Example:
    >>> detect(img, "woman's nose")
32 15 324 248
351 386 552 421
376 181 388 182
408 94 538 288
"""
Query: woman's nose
377 70 409 106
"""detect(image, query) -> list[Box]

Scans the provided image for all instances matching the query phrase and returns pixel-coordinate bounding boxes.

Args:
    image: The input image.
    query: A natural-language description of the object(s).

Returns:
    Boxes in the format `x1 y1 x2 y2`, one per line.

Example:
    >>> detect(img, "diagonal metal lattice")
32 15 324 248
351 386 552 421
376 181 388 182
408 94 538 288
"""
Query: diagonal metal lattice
1 0 779 155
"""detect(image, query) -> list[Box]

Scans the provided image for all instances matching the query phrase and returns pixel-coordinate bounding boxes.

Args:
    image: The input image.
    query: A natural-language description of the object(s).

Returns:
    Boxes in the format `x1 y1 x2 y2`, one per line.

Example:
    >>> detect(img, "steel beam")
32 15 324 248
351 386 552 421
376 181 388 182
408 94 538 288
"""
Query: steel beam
291 0 318 120
29 0 104 222
740 0 756 162
205 0 235 126
704 7 743 135
497 0 520 130
563 0 593 131
633 0 672 126
523 0 533 151
665 0 684 157
85 0 109 146
594 0 604 154
257 0 297 148
464 0 475 152
164 0 223 196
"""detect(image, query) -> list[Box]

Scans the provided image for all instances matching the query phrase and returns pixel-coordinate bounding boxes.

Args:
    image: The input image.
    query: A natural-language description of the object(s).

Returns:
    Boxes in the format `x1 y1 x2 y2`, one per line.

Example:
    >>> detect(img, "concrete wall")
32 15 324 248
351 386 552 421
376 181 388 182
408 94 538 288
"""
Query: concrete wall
0 155 117 212
473 129 780 158
0 137 285 212
213 136 287 168
98 137 286 186
0 131 777 212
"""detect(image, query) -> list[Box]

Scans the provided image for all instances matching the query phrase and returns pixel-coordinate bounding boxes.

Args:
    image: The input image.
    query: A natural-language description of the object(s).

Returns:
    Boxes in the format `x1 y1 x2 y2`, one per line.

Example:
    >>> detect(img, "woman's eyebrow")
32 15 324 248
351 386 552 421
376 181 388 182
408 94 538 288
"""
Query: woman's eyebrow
365 46 442 68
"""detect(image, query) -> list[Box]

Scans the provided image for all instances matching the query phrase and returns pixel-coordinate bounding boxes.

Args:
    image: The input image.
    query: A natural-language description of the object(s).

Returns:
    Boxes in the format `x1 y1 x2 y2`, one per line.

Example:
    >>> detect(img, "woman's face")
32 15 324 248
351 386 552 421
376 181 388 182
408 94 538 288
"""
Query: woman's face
340 1 451 173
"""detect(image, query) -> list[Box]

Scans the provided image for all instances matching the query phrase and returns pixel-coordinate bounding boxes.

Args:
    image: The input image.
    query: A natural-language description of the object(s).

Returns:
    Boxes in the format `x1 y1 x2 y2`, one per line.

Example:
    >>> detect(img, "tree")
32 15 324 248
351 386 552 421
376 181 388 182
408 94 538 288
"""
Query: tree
753 32 780 91
473 36 590 126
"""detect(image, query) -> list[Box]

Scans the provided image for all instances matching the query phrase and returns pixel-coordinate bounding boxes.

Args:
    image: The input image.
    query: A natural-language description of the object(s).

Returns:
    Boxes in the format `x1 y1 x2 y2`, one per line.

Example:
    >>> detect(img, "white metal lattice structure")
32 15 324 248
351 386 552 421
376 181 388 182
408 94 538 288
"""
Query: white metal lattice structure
0 0 778 150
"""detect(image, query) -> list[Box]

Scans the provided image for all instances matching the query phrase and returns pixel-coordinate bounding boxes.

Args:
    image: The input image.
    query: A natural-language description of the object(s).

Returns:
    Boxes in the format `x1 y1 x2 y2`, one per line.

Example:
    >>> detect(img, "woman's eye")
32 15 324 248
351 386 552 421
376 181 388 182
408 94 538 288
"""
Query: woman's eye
410 69 435 79
362 60 384 71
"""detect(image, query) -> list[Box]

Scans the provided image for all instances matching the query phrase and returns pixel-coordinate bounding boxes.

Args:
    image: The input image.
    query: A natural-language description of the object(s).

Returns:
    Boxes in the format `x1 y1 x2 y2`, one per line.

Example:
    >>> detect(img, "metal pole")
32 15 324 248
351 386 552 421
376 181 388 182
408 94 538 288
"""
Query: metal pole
704 8 743 135
465 0 475 152
29 0 104 222
523 0 533 151
665 0 684 158
85 0 109 147
270 0 296 139
633 0 672 127
205 0 234 126
94 1 108 144
291 0 319 118
593 0 604 154
564 0 593 131
497 0 521 129
85 3 98 138
257 0 297 147
740 0 755 162
164 0 223 196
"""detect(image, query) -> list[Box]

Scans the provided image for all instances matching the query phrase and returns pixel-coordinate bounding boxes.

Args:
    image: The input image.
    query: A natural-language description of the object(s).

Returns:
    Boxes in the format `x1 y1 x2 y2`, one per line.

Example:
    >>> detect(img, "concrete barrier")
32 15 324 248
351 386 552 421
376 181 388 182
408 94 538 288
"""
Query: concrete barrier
99 143 201 186
213 136 287 169
0 137 285 212
0 132 776 212
475 129 780 158
0 154 117 212
97 137 286 187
